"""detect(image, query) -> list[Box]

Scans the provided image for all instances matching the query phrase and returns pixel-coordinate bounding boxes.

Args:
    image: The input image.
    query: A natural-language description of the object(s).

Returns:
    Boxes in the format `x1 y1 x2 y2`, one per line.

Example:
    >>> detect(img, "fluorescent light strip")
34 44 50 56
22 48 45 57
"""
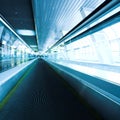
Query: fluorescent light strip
30 45 37 47
17 29 36 36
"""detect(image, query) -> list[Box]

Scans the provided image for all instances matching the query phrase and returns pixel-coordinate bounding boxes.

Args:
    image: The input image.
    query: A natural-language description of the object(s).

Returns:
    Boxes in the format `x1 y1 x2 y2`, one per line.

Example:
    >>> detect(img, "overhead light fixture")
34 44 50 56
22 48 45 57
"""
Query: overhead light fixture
16 29 36 36
30 45 37 47
2 40 6 45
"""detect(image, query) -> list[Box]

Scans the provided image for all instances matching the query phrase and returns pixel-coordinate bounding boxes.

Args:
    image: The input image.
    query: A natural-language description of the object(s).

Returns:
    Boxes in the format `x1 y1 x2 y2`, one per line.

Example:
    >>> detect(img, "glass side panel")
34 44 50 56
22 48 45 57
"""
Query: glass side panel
0 18 36 73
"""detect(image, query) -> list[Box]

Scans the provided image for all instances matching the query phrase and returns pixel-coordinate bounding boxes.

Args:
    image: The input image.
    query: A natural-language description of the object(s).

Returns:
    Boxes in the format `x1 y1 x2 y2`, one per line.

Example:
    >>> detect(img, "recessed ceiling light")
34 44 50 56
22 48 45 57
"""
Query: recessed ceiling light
16 29 36 36
30 45 37 47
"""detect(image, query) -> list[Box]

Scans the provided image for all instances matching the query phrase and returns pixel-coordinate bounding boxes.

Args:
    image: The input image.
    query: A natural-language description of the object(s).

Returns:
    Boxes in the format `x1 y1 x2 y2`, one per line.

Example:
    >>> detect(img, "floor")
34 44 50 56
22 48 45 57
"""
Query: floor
0 59 100 120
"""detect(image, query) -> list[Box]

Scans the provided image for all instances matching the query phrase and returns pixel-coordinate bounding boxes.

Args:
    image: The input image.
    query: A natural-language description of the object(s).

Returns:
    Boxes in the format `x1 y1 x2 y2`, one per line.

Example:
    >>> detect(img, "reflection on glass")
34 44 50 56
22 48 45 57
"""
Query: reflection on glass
0 17 36 73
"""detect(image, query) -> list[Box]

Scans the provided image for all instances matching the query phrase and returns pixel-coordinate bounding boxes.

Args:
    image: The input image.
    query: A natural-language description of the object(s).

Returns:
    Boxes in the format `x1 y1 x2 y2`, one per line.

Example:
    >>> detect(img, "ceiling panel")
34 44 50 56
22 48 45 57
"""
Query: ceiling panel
32 0 104 53
0 0 104 52
0 0 38 51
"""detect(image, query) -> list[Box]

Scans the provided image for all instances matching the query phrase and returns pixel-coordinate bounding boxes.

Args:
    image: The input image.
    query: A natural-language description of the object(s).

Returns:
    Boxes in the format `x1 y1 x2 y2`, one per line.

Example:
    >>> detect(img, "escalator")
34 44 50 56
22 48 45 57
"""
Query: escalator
0 59 101 120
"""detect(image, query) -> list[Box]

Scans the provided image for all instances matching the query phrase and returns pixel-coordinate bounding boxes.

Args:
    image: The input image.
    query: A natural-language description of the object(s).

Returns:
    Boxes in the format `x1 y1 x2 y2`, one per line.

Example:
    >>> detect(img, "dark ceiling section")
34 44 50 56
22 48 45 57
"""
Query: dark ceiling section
0 0 38 52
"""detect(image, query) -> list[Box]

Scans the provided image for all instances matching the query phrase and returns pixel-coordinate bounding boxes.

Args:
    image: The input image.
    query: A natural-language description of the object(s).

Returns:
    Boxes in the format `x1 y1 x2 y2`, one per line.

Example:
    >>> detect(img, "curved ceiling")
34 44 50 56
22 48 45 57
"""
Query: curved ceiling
0 0 104 53
32 0 104 53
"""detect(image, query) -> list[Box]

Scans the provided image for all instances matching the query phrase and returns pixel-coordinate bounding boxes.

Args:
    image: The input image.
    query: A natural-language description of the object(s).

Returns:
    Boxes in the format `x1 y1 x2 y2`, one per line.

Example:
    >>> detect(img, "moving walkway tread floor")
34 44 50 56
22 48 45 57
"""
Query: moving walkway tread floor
0 59 100 120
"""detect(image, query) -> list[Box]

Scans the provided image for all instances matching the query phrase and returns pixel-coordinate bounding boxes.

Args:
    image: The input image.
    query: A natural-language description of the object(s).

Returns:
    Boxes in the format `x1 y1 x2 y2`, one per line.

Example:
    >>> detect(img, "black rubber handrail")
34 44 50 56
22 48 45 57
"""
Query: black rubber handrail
64 11 120 45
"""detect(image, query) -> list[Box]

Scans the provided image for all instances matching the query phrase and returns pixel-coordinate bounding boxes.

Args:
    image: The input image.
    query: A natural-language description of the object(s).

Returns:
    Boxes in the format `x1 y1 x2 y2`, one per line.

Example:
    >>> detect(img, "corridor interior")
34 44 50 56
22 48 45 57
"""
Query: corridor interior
0 59 101 120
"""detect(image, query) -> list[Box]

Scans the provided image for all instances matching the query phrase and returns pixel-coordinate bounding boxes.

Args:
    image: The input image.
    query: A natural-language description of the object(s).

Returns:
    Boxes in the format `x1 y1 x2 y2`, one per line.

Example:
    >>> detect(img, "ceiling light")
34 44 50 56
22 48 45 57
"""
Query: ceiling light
16 29 36 36
30 45 37 47
2 40 6 45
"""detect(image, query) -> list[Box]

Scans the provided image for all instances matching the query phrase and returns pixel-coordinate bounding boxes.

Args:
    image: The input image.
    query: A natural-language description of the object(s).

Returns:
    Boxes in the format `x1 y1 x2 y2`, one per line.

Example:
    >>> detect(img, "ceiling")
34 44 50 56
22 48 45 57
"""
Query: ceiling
0 0 104 53
0 0 38 52
32 0 104 53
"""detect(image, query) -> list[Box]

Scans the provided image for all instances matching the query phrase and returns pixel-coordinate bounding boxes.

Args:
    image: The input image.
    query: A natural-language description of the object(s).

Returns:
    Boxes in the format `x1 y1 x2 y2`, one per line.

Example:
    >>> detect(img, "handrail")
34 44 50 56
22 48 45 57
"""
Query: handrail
65 12 120 45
